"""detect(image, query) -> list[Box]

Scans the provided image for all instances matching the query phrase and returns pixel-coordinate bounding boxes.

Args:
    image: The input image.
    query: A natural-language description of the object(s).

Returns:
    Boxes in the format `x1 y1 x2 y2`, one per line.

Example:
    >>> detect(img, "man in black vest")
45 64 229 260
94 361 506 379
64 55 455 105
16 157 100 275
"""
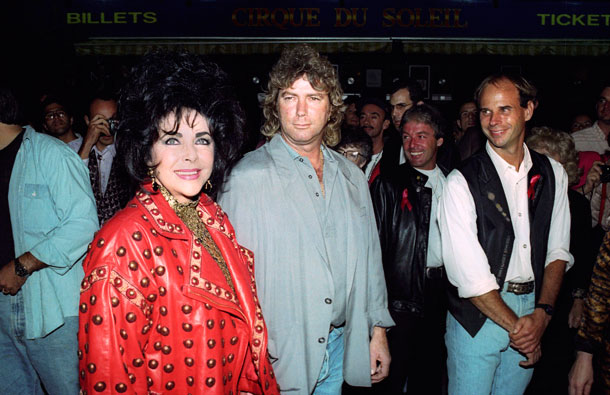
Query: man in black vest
438 74 572 394
370 103 448 394
78 92 132 224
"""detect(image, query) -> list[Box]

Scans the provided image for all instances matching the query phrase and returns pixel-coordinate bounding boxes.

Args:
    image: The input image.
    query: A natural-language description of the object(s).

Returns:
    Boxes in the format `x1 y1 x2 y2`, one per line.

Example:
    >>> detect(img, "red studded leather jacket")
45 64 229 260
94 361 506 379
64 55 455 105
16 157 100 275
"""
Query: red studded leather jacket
78 185 279 394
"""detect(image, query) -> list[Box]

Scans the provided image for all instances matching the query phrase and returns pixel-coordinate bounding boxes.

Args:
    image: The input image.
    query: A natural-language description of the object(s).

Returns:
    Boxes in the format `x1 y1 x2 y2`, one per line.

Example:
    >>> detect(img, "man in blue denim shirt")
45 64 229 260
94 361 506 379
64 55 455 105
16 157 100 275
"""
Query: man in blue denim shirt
0 88 98 395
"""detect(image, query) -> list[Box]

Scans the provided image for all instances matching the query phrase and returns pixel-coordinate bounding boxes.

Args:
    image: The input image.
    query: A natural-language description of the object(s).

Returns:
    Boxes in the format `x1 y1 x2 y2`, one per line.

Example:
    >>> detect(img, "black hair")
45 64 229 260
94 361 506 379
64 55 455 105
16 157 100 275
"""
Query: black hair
40 94 73 118
400 103 447 140
358 96 390 120
0 87 23 125
116 50 246 199
336 128 373 163
390 77 425 104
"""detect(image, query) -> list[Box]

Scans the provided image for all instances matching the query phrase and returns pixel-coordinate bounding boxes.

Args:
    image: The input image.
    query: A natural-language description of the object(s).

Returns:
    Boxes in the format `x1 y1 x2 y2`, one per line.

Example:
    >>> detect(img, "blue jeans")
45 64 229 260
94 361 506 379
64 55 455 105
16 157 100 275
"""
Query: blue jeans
313 327 345 395
446 287 535 395
0 292 79 395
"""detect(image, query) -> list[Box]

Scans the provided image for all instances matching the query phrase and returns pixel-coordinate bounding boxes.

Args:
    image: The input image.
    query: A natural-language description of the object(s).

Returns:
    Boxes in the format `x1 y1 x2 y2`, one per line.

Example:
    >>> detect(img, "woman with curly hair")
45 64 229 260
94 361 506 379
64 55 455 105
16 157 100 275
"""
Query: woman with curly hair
525 127 596 394
77 51 278 395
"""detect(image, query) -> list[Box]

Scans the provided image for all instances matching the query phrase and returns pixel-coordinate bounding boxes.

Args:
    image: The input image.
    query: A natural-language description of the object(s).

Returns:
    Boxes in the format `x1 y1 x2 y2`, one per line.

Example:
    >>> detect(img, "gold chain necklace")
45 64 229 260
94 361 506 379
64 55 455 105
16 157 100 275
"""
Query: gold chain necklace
158 185 235 293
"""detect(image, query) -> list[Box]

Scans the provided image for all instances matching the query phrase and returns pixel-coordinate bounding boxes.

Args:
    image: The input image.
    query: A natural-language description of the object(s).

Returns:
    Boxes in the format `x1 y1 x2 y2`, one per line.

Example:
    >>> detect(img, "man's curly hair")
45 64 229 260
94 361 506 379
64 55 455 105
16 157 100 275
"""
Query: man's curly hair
261 44 344 147
116 50 246 199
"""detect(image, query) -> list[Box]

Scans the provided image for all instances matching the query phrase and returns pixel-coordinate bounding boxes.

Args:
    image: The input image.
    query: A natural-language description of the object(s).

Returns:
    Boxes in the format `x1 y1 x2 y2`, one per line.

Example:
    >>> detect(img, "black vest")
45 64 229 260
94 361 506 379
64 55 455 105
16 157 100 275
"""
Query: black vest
447 148 555 337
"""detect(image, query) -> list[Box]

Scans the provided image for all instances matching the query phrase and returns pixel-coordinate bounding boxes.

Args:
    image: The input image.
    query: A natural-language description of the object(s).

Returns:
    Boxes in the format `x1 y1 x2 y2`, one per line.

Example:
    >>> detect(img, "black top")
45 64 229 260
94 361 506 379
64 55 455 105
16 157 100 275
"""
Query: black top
0 129 24 268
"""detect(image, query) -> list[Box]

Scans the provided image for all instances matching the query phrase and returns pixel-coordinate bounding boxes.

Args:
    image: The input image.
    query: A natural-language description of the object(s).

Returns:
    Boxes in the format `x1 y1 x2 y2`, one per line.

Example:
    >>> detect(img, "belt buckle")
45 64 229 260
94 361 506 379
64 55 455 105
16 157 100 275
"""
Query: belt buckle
425 266 443 280
507 281 534 295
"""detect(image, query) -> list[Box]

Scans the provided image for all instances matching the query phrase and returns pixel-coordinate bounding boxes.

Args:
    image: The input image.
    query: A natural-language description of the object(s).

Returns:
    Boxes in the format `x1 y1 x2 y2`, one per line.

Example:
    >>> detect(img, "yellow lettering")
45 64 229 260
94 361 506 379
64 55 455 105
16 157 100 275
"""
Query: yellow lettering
453 8 467 28
429 8 442 27
270 9 288 29
335 8 351 27
397 8 414 27
232 8 246 26
143 12 156 23
66 12 81 24
538 13 549 25
306 8 320 27
288 8 305 27
128 12 142 23
587 14 599 26
351 8 367 28
114 12 127 24
557 14 571 26
381 8 395 28
86 13 99 24
100 12 112 24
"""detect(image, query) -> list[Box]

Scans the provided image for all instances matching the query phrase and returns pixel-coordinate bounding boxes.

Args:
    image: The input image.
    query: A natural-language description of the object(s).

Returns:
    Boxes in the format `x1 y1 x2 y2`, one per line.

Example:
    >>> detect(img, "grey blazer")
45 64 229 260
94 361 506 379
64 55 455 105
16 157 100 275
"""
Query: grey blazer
219 135 393 394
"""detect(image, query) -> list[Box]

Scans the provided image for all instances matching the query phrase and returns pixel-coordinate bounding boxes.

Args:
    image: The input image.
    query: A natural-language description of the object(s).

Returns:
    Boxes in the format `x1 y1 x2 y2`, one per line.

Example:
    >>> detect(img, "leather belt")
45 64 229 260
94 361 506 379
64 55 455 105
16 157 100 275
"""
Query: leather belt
506 281 534 295
425 266 444 280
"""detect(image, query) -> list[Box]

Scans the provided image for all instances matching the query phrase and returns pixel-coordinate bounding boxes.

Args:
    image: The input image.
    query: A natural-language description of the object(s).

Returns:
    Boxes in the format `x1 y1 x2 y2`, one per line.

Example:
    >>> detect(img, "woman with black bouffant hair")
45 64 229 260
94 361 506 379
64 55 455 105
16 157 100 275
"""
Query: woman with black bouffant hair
77 50 279 395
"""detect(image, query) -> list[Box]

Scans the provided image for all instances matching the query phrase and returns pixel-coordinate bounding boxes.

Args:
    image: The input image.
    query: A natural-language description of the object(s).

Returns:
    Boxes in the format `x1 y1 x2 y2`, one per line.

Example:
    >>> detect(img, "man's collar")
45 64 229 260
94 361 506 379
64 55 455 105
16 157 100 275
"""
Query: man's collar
486 141 532 175
92 142 116 156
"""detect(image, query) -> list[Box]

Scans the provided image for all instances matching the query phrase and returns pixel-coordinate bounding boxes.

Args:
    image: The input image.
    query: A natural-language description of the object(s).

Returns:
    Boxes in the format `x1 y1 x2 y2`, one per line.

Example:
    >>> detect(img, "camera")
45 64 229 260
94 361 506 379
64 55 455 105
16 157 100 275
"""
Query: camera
600 165 610 183
108 119 119 134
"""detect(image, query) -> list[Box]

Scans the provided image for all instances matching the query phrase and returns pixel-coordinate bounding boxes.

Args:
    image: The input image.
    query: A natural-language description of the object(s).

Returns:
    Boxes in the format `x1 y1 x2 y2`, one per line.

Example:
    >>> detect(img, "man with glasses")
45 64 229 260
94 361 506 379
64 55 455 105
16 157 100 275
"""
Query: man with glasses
334 128 373 170
41 95 82 152
77 92 132 225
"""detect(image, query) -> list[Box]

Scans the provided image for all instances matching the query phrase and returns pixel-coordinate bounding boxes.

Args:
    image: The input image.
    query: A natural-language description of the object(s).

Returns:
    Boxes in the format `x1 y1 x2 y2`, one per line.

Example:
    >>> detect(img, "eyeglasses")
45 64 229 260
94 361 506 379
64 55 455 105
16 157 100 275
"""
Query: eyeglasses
44 110 67 120
338 150 365 161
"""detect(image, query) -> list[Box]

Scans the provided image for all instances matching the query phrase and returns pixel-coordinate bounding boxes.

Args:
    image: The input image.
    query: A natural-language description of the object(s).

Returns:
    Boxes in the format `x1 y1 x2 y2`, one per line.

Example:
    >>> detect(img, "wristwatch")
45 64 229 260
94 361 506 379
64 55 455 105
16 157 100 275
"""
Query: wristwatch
535 303 554 316
14 257 30 278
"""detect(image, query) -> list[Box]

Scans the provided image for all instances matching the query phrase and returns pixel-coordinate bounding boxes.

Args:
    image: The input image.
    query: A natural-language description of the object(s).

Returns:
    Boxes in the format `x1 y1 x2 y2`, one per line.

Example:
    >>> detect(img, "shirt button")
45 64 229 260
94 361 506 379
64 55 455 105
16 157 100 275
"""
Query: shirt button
315 192 319 197
518 212 522 217
325 298 332 304
523 244 527 249
318 337 326 344
299 158 304 162
309 175 313 179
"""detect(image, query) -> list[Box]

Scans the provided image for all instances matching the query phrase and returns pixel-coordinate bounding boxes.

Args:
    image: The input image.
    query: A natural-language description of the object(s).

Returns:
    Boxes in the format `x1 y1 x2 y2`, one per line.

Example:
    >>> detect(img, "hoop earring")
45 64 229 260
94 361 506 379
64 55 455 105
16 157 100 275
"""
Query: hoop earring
148 168 159 191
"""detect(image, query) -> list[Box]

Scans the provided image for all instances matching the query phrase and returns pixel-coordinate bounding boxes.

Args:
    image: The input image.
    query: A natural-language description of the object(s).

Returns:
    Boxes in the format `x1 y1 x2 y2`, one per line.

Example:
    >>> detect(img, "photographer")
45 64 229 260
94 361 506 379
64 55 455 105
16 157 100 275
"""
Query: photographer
581 154 610 252
77 91 132 224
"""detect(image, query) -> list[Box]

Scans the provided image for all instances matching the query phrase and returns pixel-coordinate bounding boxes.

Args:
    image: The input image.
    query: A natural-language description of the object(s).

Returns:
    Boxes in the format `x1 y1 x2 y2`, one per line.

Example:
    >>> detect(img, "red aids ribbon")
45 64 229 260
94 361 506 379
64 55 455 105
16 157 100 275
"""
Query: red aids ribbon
401 189 412 211
528 174 541 200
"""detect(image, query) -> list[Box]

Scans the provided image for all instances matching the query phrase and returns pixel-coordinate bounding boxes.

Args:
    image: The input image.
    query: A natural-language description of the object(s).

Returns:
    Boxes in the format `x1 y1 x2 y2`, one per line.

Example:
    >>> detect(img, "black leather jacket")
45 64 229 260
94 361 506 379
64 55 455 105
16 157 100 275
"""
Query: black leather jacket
370 163 448 317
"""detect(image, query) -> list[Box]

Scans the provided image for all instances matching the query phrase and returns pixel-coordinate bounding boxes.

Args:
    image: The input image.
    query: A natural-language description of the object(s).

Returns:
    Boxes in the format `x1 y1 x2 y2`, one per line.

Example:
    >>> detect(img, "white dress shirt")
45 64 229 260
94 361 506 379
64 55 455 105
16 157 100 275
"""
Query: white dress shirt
365 150 383 180
67 135 83 153
417 166 446 268
438 142 573 298
82 143 116 195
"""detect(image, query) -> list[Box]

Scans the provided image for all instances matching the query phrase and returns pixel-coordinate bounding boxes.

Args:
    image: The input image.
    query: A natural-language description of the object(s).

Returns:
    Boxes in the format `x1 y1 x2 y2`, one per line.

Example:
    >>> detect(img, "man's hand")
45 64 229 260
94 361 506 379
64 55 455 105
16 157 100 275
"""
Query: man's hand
78 114 110 159
519 344 541 367
369 326 391 383
569 299 585 329
583 161 603 195
0 260 27 295
569 351 594 395
509 309 550 354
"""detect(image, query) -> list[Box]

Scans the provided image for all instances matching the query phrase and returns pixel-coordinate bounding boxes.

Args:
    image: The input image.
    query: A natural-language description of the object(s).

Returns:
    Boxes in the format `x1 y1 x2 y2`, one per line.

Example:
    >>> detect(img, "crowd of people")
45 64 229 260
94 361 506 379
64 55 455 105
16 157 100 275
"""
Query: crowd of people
0 44 609 395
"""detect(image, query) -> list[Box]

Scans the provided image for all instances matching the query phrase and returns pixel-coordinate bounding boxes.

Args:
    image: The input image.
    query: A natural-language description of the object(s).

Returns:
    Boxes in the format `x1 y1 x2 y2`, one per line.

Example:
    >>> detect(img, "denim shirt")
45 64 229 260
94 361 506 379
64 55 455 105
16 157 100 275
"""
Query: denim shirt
8 126 98 339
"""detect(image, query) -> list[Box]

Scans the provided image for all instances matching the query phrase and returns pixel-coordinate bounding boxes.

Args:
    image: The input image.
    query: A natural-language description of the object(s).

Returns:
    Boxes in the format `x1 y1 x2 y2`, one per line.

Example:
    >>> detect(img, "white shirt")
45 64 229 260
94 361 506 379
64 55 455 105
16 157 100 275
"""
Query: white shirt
82 143 116 195
572 122 609 154
416 166 446 268
438 142 573 298
67 135 83 153
365 150 383 180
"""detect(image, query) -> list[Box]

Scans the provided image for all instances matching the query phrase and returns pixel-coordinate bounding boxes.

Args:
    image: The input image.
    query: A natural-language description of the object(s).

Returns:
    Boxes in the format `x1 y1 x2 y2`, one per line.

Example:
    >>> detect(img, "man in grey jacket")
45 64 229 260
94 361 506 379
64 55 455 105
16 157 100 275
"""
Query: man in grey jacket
219 44 394 394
